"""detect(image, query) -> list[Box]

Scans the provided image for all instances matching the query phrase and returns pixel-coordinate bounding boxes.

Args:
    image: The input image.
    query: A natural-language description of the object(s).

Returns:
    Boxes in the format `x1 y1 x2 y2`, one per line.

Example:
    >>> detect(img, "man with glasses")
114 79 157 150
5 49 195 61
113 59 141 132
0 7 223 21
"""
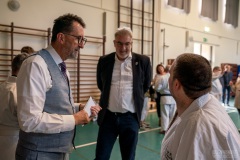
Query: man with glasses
62 33 87 46
16 13 101 160
95 27 152 160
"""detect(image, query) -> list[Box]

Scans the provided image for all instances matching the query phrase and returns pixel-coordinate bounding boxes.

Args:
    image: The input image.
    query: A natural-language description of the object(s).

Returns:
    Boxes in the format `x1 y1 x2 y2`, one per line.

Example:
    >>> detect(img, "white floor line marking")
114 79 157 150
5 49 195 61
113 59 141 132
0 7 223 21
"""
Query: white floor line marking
139 127 161 134
75 142 97 149
74 127 161 149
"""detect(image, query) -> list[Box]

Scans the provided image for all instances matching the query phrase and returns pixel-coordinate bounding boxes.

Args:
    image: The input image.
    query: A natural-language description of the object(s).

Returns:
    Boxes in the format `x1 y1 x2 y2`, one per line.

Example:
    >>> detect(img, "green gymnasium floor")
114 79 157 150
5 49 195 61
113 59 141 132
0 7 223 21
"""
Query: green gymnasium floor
70 111 163 160
70 98 240 160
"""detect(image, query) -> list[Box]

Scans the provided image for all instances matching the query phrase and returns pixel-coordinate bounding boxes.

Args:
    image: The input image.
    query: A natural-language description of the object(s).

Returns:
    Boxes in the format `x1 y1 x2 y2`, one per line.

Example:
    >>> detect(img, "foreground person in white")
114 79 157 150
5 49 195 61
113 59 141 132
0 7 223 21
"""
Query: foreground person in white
161 53 240 160
0 53 28 160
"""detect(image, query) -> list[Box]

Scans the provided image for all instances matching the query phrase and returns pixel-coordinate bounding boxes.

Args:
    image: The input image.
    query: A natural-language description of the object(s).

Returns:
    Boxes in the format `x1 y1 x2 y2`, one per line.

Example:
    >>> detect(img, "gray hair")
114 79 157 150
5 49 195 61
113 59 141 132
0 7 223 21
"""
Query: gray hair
115 27 133 38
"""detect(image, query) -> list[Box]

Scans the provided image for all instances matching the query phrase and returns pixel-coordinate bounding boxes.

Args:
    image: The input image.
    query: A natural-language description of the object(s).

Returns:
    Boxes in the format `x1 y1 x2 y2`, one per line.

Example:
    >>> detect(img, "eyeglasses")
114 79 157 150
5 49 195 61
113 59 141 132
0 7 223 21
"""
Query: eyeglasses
63 33 87 45
115 41 132 47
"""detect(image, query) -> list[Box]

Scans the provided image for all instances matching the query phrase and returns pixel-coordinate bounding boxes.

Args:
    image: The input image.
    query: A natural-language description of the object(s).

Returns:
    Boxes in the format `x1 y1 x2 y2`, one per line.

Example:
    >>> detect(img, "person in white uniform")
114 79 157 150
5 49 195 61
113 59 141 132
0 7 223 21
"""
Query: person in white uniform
161 53 240 160
154 69 176 134
210 66 223 102
0 53 28 160
152 64 166 126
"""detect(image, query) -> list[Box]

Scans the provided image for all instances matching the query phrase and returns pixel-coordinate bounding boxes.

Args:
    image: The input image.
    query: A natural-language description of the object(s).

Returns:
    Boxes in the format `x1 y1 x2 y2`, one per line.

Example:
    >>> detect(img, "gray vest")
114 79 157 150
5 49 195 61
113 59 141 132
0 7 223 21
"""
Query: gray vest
18 49 75 153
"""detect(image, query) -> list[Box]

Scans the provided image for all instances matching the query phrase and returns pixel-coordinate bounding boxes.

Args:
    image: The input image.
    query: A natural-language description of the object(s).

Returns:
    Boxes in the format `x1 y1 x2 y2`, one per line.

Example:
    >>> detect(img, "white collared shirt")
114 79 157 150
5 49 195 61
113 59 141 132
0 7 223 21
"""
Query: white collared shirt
108 53 135 113
17 45 76 133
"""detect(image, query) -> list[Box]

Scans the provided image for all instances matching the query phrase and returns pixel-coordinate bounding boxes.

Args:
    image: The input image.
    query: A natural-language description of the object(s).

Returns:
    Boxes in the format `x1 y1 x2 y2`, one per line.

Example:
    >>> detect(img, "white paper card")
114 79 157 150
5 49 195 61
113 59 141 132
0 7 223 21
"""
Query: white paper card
83 96 96 117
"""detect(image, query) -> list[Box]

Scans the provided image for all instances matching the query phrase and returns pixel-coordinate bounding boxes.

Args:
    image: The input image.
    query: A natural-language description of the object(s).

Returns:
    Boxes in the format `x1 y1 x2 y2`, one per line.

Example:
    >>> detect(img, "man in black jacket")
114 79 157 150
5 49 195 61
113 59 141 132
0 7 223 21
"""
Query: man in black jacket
95 27 152 160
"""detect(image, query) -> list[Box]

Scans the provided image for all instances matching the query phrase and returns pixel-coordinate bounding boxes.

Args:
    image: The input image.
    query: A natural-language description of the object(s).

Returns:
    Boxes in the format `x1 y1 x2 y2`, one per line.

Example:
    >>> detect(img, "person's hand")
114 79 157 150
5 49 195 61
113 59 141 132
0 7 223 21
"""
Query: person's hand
89 105 102 118
73 110 91 125
229 81 233 86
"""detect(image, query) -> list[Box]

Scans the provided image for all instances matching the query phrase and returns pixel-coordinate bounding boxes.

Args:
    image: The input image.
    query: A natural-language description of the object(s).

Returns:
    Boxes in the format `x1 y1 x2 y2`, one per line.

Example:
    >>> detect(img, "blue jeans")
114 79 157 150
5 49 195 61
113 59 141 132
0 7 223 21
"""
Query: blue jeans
95 109 139 160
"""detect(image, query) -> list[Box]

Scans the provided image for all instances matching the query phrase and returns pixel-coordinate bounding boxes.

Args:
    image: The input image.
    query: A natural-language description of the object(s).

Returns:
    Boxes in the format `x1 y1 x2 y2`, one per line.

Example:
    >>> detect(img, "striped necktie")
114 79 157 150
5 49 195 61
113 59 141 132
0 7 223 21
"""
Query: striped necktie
59 62 75 148
59 62 68 81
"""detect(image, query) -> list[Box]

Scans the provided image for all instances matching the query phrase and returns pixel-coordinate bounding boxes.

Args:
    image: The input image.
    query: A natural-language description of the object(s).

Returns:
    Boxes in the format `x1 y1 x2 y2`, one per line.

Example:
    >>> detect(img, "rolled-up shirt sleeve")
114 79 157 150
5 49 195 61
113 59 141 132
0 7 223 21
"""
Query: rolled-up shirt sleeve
17 55 75 133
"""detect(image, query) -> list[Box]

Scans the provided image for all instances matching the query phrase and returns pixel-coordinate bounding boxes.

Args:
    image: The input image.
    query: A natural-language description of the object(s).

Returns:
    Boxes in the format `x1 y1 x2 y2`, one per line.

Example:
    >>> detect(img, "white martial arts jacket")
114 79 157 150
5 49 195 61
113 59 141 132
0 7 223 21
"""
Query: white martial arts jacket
161 94 240 160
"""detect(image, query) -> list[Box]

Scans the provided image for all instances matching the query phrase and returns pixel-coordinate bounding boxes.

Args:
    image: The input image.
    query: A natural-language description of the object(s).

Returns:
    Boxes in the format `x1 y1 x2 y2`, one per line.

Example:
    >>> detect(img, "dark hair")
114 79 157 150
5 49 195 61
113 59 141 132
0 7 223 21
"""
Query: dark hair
156 64 165 74
12 53 29 73
21 46 34 54
51 13 86 42
172 53 212 99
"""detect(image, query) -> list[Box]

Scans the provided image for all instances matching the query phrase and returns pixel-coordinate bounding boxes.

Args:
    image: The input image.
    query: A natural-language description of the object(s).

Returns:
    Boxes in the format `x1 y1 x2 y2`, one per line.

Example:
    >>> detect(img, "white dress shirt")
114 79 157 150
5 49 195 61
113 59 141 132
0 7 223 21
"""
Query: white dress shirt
17 45 76 133
161 94 240 160
108 53 135 113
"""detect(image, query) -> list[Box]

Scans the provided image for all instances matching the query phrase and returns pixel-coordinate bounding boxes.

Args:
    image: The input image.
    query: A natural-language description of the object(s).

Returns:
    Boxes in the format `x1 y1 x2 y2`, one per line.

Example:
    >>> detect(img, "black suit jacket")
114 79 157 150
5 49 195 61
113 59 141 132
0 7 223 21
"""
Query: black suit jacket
96 52 152 126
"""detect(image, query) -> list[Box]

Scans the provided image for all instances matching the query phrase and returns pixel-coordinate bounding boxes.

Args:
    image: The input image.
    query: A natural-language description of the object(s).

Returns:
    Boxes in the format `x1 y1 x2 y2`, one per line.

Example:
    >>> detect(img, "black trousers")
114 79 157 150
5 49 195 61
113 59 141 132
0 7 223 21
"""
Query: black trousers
95 109 139 160
155 92 161 118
